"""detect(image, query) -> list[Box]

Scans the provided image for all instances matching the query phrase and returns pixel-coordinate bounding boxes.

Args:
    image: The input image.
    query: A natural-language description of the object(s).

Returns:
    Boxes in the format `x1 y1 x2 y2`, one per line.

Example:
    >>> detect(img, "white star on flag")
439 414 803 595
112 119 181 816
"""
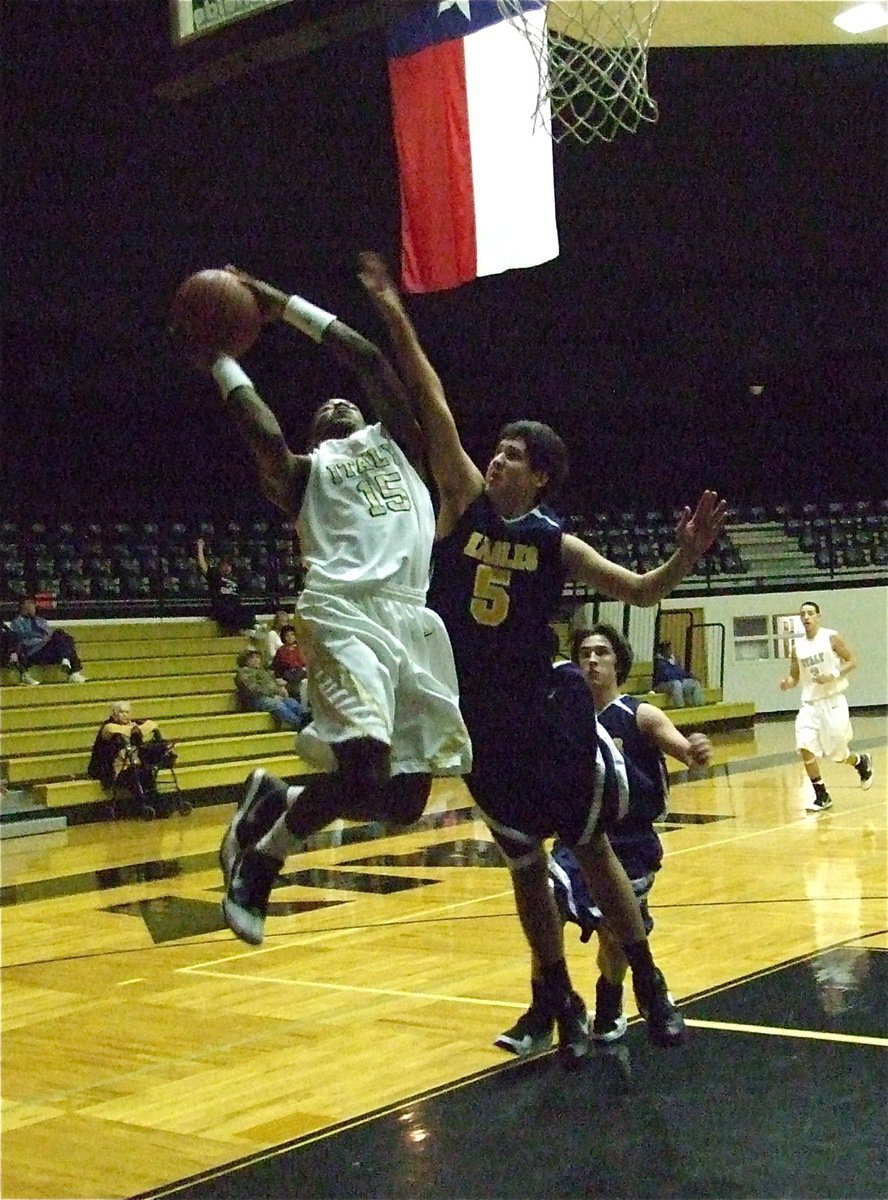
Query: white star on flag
438 0 473 19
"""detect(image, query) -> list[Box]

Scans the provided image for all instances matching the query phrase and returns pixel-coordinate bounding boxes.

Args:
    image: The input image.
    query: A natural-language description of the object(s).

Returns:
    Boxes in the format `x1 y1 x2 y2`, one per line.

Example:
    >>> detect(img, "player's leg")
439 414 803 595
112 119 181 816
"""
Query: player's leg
223 737 391 945
592 929 629 1043
572 833 683 1048
796 704 832 811
827 698 873 789
845 750 874 789
492 845 589 1066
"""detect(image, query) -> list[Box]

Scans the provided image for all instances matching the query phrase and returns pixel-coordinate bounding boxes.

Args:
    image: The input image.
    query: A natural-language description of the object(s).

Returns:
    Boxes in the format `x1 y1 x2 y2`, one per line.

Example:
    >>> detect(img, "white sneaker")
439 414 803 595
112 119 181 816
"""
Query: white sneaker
68 671 87 683
20 671 40 686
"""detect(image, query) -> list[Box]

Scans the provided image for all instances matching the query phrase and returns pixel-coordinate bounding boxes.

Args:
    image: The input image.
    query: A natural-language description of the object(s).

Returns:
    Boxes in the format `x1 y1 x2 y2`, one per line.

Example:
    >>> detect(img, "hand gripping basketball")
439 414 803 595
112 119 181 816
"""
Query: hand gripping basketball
169 268 263 369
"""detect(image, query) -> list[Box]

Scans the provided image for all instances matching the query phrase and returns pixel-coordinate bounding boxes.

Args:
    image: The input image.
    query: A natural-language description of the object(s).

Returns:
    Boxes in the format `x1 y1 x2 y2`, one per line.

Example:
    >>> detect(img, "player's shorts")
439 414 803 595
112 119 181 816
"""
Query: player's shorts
549 840 656 939
293 586 472 778
795 694 853 762
464 711 629 869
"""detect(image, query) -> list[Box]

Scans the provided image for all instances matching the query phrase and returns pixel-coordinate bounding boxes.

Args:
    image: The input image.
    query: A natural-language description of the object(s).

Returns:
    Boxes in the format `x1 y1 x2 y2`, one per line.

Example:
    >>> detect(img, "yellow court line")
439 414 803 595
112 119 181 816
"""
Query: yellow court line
685 1017 888 1047
179 886 517 973
183 965 531 1010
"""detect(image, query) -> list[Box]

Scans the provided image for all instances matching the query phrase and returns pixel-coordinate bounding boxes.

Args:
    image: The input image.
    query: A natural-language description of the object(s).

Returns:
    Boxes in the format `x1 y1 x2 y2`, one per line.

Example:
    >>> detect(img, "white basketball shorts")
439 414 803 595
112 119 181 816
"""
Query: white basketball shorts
795 694 853 762
293 588 472 778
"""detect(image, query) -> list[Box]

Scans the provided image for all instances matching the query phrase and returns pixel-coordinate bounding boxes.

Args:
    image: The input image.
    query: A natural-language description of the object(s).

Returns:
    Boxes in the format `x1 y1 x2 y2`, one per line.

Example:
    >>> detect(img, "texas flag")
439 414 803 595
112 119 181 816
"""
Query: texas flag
387 0 558 294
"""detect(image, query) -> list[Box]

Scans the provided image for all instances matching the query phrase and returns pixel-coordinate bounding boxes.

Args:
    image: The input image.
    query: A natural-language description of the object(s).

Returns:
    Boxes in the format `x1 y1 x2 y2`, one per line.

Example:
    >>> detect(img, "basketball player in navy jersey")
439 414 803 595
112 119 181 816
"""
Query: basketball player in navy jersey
515 624 711 1052
181 269 471 946
358 251 726 1062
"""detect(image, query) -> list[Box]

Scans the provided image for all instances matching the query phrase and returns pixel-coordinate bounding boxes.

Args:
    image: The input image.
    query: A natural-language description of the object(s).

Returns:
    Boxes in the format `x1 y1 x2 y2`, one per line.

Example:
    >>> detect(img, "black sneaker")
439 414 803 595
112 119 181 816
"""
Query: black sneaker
856 753 874 791
219 769 289 891
591 977 628 1043
634 968 685 1048
553 990 589 1068
222 848 282 945
805 790 833 812
494 1005 555 1056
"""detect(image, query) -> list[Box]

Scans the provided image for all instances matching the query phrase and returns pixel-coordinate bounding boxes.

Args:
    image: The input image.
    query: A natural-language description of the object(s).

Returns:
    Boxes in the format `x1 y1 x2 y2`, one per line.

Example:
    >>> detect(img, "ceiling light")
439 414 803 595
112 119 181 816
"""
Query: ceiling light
833 3 888 33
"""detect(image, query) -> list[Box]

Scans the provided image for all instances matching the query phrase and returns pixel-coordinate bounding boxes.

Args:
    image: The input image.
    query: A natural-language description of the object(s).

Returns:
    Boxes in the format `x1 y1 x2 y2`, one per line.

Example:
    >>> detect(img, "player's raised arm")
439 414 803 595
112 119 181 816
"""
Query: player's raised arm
561 490 728 606
228 267 425 472
208 356 309 516
357 251 484 530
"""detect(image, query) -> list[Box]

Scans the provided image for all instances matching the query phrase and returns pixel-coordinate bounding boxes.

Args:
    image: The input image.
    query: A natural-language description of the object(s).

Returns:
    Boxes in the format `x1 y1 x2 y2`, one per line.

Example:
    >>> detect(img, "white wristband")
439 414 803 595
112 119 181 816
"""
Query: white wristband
211 356 253 399
282 294 337 343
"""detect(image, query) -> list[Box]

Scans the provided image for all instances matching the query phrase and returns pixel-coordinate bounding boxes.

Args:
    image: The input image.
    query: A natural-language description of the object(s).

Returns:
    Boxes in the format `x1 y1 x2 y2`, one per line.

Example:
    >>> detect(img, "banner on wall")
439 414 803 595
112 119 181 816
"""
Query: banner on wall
170 0 292 45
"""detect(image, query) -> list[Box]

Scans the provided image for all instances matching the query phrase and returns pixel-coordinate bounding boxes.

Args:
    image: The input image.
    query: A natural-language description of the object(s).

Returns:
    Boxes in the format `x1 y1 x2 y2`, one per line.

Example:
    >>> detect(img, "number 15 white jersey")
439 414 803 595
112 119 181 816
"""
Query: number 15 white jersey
297 422 434 598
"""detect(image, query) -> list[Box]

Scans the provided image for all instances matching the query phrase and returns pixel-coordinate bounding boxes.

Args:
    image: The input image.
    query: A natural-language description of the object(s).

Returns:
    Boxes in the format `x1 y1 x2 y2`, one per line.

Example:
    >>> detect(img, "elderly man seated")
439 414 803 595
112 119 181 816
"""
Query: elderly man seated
88 701 176 816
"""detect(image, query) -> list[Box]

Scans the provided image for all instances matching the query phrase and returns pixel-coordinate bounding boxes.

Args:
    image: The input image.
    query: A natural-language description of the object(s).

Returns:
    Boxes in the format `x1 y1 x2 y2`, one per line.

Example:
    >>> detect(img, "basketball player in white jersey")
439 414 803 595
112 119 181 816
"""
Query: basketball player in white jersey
188 268 471 945
779 600 873 811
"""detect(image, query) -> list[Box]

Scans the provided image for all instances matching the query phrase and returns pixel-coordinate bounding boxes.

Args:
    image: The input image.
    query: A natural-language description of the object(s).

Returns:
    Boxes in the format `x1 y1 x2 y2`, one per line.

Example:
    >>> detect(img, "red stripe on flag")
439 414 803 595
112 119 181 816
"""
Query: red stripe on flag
387 38 477 294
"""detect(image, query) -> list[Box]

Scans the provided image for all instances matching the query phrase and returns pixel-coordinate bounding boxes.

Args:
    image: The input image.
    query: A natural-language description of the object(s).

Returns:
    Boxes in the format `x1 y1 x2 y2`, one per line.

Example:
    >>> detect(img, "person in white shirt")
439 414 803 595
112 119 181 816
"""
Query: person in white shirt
779 600 874 811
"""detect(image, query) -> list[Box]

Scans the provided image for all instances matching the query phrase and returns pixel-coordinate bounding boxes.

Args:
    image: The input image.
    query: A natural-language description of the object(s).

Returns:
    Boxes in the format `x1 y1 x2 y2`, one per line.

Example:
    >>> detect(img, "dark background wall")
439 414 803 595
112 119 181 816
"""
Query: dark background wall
2 1 885 522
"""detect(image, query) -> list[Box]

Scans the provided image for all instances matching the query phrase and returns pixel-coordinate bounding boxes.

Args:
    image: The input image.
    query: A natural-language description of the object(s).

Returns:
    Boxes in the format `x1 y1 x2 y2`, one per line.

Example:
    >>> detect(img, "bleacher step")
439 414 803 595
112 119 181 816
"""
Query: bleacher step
7 729 301 784
37 753 317 808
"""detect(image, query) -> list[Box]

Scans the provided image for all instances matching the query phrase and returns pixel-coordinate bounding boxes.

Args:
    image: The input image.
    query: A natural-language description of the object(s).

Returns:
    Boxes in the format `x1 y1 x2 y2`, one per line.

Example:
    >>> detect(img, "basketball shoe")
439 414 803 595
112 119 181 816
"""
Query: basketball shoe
494 981 588 1066
855 753 874 791
222 847 282 945
591 976 628 1043
634 968 685 1048
219 768 289 891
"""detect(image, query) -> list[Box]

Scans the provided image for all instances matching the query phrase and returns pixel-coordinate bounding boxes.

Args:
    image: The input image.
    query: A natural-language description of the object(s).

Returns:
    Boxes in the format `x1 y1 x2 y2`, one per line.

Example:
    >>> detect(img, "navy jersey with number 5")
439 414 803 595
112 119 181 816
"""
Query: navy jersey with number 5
428 493 565 733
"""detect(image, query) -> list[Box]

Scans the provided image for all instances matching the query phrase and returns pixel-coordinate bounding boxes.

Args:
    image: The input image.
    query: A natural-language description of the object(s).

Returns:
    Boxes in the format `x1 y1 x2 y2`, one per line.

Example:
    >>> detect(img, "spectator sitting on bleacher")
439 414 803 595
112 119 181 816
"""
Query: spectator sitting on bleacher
235 647 307 730
652 641 704 708
260 609 295 664
195 537 256 635
7 595 86 683
271 624 307 699
88 701 178 816
1 620 39 685
87 701 176 813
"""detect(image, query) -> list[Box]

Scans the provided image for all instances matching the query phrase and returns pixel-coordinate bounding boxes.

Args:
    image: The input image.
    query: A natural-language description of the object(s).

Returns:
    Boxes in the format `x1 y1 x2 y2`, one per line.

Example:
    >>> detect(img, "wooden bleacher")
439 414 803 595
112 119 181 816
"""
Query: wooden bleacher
1 620 755 831
624 661 755 729
0 617 315 822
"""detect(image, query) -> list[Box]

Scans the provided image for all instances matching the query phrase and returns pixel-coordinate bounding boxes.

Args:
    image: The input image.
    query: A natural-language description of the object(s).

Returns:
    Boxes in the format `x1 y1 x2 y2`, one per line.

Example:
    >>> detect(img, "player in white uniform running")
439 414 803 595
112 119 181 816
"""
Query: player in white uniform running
184 268 471 945
779 600 873 811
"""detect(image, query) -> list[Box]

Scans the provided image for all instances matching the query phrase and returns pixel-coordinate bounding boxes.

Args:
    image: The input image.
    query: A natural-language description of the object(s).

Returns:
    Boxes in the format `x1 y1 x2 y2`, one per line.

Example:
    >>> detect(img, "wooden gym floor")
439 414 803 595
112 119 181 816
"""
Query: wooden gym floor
1 712 885 1200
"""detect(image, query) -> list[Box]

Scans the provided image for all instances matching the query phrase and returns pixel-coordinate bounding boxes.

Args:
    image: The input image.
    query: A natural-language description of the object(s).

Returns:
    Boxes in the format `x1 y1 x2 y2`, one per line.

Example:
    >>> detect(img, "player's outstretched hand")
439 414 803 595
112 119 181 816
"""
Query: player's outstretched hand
686 732 712 767
224 266 287 323
357 251 403 317
674 491 727 562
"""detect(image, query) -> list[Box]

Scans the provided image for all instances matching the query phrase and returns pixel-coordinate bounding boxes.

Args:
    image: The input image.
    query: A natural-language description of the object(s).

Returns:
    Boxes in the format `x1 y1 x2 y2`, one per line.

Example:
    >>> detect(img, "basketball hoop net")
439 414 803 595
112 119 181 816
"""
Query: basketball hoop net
497 0 661 144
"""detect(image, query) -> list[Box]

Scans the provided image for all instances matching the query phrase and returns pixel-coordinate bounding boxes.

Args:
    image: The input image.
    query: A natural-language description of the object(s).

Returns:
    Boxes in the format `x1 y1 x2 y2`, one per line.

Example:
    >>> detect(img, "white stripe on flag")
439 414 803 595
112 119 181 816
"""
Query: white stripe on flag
464 7 558 279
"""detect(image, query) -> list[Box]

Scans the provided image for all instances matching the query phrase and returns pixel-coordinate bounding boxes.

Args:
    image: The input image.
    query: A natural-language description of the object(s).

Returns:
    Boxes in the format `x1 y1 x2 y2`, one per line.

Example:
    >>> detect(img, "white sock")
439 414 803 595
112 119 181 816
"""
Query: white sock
256 813 301 863
61 658 72 670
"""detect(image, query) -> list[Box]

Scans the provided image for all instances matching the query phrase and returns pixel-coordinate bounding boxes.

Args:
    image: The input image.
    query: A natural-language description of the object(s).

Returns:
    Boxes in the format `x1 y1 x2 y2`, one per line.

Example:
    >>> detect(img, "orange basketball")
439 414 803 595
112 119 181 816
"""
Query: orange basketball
169 269 262 362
